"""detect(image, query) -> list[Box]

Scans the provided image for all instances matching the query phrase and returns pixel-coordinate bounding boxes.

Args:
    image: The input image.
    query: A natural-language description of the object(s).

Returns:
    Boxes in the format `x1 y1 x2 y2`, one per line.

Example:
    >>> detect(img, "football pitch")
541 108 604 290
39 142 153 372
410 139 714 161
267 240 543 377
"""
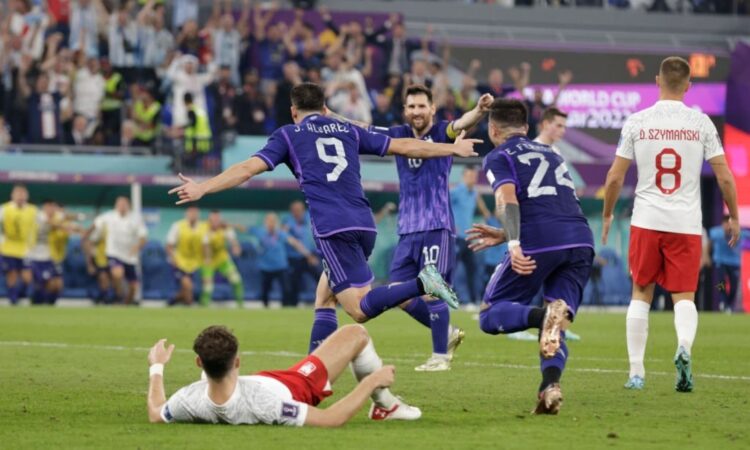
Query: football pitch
1 307 748 449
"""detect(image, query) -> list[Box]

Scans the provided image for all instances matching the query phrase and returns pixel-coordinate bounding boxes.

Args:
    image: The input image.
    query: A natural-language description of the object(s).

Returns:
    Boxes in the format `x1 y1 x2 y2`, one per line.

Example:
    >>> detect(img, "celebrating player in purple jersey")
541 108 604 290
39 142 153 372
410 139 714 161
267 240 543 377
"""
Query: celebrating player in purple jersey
333 85 494 372
170 83 482 354
466 99 594 415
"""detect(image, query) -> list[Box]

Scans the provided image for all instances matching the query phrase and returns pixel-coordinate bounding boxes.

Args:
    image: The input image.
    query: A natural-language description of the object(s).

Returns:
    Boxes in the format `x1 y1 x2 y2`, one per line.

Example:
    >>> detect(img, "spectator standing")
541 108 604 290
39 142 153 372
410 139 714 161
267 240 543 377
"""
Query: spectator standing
274 61 302 127
72 56 104 126
131 85 161 149
283 201 320 307
253 3 285 91
166 54 214 128
450 165 491 306
69 0 103 58
137 0 174 84
108 3 139 82
172 0 199 29
207 66 237 143
371 93 398 128
232 74 267 135
708 215 746 312
100 57 126 145
18 62 64 144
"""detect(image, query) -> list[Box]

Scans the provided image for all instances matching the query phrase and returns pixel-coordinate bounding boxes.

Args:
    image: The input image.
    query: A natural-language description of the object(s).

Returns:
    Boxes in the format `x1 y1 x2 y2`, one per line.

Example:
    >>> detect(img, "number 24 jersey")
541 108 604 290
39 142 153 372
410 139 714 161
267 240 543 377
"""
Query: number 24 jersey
483 136 593 253
616 100 724 236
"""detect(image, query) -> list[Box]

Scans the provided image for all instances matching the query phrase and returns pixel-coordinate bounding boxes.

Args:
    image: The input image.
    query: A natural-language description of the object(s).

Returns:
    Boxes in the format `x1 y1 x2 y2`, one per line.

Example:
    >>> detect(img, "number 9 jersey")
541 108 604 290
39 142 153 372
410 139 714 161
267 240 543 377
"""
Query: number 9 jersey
254 114 391 238
483 136 593 253
616 100 724 236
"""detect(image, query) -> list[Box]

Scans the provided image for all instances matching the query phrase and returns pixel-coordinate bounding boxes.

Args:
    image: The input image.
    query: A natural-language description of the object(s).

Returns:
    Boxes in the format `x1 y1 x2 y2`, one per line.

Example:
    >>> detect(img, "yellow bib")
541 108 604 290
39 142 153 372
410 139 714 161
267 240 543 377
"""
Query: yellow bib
1 202 38 258
206 228 230 267
174 220 207 273
94 228 108 268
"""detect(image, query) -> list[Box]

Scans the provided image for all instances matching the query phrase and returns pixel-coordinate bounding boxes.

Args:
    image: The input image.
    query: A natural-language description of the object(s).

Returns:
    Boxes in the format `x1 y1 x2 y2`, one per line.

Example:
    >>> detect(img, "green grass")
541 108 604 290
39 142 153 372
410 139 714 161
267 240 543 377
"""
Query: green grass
0 307 748 449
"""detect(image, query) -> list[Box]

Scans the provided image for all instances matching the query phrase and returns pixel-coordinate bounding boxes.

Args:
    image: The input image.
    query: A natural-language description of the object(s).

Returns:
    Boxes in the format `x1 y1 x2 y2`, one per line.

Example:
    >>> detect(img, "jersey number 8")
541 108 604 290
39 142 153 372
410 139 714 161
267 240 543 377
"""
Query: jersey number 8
655 148 682 195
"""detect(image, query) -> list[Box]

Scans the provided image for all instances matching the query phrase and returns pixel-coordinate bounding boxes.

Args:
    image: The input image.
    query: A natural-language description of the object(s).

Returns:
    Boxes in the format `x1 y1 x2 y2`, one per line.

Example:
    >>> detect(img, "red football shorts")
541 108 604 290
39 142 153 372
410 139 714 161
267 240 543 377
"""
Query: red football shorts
256 355 333 406
629 225 702 293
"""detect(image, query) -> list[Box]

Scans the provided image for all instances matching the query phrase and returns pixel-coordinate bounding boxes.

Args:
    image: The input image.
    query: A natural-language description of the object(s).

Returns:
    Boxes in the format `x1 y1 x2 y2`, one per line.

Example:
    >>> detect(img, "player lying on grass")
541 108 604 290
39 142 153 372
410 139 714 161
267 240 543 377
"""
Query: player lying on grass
147 324 421 426
467 98 595 415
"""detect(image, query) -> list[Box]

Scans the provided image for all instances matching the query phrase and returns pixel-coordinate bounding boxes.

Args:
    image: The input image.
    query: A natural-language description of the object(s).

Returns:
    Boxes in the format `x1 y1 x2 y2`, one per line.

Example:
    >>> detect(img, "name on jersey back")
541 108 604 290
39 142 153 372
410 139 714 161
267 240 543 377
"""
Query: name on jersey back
639 128 700 141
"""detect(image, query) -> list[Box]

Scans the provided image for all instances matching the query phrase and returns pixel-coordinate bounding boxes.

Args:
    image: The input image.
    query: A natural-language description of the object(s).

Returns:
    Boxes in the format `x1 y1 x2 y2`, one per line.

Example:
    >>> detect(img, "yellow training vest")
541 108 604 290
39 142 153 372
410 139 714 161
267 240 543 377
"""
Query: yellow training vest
174 220 206 273
101 73 123 111
1 202 38 258
133 100 161 142
206 228 230 267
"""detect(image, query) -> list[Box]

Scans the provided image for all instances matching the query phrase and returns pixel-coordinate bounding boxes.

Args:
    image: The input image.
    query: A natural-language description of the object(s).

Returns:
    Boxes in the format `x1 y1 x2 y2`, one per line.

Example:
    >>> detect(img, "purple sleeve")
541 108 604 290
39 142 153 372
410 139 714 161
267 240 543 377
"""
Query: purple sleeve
254 129 289 170
483 152 517 192
355 126 391 157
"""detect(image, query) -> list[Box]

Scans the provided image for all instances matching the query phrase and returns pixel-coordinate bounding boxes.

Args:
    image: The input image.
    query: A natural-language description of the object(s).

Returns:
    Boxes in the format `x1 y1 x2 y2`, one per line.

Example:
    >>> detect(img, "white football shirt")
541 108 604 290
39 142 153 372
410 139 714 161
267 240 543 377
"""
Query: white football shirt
92 211 148 265
616 100 724 235
160 376 308 426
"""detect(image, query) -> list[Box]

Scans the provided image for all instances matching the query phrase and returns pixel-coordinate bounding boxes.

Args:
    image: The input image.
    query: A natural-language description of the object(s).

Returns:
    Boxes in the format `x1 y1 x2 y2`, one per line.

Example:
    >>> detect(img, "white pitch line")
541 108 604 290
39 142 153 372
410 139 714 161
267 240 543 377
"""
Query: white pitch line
1 340 748 382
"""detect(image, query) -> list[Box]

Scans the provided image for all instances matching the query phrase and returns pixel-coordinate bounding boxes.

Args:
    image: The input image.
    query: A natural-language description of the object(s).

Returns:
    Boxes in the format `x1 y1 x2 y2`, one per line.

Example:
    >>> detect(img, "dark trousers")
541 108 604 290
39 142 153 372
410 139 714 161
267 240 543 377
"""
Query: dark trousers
717 264 740 311
457 238 479 303
260 269 287 307
287 257 320 307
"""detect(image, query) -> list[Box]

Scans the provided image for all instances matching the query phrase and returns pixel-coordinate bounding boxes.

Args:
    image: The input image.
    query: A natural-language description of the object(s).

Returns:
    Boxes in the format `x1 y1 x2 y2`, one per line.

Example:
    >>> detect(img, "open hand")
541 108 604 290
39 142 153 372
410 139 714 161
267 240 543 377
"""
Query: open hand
148 339 175 366
601 214 613 246
727 217 741 248
466 223 506 252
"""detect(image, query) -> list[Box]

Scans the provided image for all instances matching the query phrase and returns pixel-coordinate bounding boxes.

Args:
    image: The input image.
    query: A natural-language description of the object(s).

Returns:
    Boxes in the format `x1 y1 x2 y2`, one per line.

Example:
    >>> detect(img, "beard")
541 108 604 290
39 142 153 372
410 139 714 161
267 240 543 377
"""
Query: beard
408 115 430 134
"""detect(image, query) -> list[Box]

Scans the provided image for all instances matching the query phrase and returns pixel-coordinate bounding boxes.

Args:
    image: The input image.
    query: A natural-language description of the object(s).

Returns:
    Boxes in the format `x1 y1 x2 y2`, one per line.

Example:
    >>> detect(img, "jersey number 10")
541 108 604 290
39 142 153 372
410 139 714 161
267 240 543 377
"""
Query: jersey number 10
655 148 682 195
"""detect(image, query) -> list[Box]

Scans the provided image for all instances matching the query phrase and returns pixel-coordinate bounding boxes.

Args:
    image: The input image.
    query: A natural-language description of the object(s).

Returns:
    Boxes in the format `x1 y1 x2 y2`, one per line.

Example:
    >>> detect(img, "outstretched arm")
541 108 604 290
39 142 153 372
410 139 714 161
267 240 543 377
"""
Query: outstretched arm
147 339 175 423
601 156 631 245
304 366 395 427
387 131 480 159
169 157 269 205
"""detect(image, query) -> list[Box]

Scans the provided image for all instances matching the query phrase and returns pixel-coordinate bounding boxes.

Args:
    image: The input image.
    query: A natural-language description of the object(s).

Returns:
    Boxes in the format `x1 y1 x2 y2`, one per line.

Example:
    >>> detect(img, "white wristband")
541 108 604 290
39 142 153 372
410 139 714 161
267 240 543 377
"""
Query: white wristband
149 363 164 377
507 240 520 250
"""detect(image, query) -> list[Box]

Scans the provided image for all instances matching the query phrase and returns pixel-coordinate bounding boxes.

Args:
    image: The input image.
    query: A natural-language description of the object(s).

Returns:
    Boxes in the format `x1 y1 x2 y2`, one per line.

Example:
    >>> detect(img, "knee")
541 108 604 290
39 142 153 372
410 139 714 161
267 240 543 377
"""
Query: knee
340 324 369 344
478 310 500 335
351 310 369 324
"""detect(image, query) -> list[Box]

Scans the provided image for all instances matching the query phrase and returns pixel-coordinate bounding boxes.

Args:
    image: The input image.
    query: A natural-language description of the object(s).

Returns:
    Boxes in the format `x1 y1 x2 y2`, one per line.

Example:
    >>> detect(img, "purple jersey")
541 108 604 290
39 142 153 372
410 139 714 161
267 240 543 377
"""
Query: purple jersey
255 114 391 237
372 121 455 235
482 136 593 253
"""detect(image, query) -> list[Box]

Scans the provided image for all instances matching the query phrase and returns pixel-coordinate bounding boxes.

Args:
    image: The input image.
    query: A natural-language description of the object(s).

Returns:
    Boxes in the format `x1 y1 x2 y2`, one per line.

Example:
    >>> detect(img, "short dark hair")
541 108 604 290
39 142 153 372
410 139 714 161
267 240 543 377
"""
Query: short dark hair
489 98 528 129
290 82 325 112
659 56 691 92
193 326 239 380
542 107 568 123
183 92 194 104
403 84 433 104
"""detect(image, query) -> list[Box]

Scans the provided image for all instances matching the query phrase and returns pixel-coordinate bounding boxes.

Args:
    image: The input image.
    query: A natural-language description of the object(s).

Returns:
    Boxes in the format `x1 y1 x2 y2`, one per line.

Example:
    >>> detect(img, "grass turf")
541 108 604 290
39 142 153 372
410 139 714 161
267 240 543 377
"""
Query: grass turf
0 307 748 449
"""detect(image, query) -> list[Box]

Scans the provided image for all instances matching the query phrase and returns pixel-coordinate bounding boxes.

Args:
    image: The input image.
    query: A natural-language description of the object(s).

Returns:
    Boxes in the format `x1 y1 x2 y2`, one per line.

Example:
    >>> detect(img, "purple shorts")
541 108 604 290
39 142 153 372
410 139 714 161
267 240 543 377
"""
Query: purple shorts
31 261 63 282
1 256 30 273
389 229 455 283
108 257 138 282
315 230 376 294
483 246 594 316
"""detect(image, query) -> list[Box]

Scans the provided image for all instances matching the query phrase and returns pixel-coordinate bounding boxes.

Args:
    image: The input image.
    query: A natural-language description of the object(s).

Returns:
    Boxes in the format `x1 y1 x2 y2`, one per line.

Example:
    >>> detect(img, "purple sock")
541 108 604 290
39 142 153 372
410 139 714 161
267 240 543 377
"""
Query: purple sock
540 334 568 389
8 284 20 305
479 301 534 335
359 280 423 320
403 298 431 328
428 301 450 354
308 308 338 354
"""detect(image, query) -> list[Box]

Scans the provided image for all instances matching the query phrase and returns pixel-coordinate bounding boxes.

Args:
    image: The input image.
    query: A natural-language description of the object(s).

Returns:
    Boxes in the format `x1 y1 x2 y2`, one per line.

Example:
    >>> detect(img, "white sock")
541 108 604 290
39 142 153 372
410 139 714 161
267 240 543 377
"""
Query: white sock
350 338 398 408
626 300 650 378
673 300 698 355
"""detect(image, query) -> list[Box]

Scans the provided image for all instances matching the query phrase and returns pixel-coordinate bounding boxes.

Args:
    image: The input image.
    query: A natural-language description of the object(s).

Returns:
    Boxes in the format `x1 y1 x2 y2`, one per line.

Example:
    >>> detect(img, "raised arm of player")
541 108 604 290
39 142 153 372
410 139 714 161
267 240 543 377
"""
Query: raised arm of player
708 154 740 247
304 366 395 428
601 156 631 245
450 93 493 135
169 157 269 205
495 184 536 275
326 109 370 129
387 130 480 159
147 339 175 424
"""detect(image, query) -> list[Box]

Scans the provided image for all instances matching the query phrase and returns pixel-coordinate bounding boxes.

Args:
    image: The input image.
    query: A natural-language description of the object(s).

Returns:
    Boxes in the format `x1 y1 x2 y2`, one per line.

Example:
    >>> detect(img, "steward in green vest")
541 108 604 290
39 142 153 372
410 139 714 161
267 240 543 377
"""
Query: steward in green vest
182 92 212 154
132 86 161 148
100 57 125 145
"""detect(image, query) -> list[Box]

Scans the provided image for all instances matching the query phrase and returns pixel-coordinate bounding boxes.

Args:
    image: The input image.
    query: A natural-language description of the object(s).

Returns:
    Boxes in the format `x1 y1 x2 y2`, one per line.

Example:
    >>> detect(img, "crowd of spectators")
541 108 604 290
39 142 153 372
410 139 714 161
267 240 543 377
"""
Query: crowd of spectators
0 0 580 168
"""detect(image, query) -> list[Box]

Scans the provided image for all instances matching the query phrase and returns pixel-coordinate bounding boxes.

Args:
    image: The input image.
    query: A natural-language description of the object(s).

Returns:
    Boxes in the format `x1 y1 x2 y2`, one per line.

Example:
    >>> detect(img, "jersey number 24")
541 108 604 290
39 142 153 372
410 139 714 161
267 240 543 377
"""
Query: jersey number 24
517 152 575 198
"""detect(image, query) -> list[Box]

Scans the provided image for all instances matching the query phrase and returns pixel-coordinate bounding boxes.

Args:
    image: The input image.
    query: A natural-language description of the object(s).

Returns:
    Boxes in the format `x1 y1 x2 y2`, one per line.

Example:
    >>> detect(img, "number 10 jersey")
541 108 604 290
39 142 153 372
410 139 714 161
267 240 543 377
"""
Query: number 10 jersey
254 114 391 238
616 100 724 236
483 135 593 253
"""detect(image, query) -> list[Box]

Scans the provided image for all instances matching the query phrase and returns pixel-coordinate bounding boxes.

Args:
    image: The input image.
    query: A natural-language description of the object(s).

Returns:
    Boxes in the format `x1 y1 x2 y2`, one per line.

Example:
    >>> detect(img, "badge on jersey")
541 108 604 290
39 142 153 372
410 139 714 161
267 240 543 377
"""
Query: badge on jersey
282 403 299 418
297 361 317 377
